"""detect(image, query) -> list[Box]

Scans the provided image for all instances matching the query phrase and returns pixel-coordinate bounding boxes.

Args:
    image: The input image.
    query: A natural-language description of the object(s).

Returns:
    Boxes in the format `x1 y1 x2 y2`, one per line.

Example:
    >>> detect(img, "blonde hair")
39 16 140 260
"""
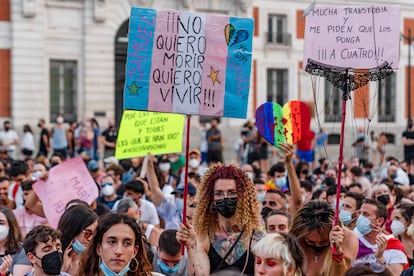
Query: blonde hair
370 183 390 199
252 233 304 275
193 164 260 238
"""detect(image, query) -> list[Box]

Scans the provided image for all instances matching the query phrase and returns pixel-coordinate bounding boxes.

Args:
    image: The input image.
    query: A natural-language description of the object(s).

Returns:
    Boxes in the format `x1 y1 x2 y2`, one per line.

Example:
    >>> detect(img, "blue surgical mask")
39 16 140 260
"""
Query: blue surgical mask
257 192 265 203
72 239 86 254
275 177 286 188
99 257 130 276
356 215 372 235
332 199 343 211
158 259 180 274
175 198 184 213
339 210 354 226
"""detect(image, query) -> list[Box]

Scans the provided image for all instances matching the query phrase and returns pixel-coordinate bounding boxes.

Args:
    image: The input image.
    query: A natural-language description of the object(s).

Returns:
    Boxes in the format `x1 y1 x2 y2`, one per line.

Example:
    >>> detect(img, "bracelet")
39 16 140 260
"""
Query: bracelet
332 252 344 262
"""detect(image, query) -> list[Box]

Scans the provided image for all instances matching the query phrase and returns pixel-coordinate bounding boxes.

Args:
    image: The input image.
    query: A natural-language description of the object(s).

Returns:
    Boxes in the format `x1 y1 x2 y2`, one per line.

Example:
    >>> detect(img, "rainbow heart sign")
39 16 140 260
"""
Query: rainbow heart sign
255 101 311 147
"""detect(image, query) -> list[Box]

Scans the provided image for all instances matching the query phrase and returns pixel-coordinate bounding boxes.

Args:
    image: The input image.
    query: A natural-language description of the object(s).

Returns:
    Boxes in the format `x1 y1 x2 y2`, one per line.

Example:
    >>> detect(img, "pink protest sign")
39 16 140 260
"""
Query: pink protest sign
303 5 400 69
33 156 99 228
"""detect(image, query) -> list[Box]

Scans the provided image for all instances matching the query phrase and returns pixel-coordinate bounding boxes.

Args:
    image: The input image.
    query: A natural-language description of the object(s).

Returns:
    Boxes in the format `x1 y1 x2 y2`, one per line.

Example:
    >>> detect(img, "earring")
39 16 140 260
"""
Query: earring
210 204 217 213
129 257 139 272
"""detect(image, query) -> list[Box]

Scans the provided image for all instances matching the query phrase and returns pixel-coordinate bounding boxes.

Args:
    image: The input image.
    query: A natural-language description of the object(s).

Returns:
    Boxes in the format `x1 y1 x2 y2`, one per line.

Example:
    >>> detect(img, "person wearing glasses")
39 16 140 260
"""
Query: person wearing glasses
57 205 98 275
176 164 263 276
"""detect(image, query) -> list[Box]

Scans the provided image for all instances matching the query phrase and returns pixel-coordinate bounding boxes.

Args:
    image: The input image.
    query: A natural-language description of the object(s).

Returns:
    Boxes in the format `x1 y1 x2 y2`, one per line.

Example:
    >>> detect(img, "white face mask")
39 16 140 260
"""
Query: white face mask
0 225 9 241
188 158 200 169
102 184 115 196
246 172 254 180
391 220 406 236
56 117 64 124
159 163 171 172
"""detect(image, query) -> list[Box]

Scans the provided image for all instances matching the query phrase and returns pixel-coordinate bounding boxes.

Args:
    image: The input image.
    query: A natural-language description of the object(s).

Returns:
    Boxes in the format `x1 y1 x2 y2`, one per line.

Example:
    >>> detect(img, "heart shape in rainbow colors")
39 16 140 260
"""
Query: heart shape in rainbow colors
255 101 311 147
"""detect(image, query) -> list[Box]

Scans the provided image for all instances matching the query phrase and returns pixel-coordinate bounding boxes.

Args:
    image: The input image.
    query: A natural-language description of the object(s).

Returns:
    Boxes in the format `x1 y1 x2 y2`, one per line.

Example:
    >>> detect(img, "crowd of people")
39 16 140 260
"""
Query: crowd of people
0 116 413 275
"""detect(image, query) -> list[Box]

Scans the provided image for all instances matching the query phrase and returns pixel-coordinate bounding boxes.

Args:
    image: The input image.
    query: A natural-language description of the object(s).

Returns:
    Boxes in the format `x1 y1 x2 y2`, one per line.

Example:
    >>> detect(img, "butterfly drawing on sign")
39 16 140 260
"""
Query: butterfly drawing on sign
224 24 249 46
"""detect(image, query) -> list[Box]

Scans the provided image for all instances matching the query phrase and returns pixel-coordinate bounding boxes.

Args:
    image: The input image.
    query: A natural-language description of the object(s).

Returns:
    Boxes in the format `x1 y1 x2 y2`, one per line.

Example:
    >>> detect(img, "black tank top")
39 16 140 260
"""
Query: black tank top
208 233 255 275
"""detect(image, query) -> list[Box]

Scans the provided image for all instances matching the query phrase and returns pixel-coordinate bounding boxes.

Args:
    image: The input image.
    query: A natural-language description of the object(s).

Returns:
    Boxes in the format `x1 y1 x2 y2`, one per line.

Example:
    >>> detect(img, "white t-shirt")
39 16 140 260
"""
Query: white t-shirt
8 183 24 208
0 129 18 151
354 229 407 265
140 198 160 226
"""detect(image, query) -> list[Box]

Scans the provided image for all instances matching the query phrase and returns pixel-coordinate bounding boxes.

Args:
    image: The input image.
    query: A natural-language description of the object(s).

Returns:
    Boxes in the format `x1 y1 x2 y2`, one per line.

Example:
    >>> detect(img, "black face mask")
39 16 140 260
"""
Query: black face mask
38 250 63 275
308 244 329 255
214 198 238 218
377 194 390 205
301 169 309 175
260 207 272 219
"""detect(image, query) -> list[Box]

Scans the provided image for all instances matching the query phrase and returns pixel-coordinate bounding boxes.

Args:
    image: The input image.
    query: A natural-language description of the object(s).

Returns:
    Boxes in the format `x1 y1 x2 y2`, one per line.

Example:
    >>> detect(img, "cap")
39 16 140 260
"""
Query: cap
104 156 119 165
172 182 197 196
189 149 201 157
87 160 99 172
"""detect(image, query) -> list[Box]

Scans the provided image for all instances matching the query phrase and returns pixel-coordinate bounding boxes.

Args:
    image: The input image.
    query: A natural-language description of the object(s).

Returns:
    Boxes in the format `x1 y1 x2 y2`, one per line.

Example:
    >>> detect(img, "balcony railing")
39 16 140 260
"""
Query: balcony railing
266 32 292 46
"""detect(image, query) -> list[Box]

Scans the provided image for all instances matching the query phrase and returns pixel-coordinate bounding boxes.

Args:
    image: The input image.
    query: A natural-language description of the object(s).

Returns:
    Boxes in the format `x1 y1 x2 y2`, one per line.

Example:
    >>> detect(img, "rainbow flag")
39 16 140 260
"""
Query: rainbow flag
123 7 254 118
255 101 311 147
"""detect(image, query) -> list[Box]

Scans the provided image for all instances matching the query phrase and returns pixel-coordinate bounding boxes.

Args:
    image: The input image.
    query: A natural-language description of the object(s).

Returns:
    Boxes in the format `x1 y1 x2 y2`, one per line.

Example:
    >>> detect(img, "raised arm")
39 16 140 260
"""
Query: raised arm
146 154 165 206
279 143 302 215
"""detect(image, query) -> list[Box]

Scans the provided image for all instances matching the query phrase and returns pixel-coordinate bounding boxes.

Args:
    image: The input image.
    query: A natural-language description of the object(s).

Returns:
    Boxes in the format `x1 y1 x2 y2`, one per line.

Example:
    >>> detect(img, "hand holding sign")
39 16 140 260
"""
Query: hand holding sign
255 101 311 148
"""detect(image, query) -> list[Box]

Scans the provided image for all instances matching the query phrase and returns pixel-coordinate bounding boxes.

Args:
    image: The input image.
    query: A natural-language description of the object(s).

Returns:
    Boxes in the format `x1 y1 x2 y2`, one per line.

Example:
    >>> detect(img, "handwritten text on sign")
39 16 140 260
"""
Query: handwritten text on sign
124 8 254 118
115 110 185 159
32 156 99 229
303 5 400 69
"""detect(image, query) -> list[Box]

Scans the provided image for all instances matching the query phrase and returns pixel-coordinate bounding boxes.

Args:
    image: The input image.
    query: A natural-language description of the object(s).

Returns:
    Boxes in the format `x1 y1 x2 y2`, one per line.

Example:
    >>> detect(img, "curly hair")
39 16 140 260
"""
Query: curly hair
77 213 152 276
193 164 260 239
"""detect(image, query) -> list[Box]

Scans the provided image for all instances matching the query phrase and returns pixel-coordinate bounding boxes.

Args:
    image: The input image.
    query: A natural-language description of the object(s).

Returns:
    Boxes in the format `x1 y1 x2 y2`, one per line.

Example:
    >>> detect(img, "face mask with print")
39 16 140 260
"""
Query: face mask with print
158 259 180 274
188 158 200 169
102 184 115 196
0 225 9 241
356 215 372 235
159 163 171 172
391 220 406 236
275 177 286 188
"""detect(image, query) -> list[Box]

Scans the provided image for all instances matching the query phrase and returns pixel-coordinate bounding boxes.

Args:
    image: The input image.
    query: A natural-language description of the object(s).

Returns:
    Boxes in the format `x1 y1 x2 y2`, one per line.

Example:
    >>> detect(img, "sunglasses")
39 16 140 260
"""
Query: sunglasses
82 229 94 239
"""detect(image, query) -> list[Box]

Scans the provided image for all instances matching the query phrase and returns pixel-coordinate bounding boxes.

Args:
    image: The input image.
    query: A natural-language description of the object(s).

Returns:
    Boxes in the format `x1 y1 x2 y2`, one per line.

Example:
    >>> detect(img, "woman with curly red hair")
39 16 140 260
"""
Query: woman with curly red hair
177 164 263 276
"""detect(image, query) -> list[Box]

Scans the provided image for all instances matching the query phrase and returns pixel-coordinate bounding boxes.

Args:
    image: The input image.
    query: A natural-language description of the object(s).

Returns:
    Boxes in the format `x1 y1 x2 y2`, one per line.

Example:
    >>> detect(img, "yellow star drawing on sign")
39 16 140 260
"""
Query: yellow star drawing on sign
127 81 141 96
208 66 221 86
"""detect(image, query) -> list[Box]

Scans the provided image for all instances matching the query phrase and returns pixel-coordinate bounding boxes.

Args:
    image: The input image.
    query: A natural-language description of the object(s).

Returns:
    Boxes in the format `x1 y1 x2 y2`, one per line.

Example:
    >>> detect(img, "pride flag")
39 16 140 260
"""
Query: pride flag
123 7 254 118
255 101 311 147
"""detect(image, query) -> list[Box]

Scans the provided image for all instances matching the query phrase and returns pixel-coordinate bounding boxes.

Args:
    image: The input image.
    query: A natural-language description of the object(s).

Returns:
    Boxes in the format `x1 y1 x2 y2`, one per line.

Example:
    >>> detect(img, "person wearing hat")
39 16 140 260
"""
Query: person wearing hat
180 149 207 184
146 155 196 230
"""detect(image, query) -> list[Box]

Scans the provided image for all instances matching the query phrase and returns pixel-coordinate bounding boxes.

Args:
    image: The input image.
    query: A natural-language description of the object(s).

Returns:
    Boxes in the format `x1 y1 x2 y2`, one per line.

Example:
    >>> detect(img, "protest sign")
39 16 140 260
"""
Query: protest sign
115 110 185 159
32 156 99 228
123 7 254 118
303 5 400 69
